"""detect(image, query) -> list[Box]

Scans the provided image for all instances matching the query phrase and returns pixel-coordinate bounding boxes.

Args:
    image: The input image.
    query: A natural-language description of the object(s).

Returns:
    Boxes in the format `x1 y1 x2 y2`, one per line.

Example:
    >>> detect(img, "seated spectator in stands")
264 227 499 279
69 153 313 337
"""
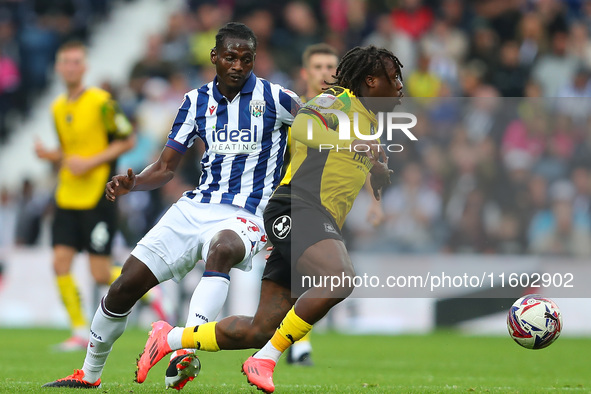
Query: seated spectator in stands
517 12 546 67
491 40 530 97
381 162 442 253
465 22 498 83
0 47 20 143
407 52 441 98
571 165 591 217
445 188 494 254
0 187 16 248
501 114 547 161
419 18 467 85
490 211 526 255
161 12 190 66
363 14 416 72
529 180 591 257
567 22 591 69
556 68 591 125
390 0 434 40
532 31 579 97
129 34 175 97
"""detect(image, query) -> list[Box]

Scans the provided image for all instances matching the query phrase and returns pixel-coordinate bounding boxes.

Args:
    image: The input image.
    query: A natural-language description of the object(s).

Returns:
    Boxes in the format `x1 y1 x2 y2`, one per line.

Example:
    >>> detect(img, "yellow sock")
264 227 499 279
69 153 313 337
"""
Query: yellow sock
295 330 312 344
109 266 122 284
181 322 220 352
270 307 312 353
56 274 87 331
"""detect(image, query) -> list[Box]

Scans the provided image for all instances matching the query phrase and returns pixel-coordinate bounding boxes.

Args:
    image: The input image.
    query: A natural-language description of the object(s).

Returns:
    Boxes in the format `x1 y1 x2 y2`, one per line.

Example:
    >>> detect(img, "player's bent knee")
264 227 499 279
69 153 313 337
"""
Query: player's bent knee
105 268 155 313
205 235 245 272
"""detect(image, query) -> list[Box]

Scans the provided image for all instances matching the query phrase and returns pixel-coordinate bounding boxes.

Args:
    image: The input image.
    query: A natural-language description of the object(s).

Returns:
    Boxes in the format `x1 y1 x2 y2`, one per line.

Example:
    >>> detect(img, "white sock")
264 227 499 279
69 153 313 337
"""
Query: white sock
185 272 230 326
254 341 282 362
167 272 230 362
82 298 130 383
167 327 184 351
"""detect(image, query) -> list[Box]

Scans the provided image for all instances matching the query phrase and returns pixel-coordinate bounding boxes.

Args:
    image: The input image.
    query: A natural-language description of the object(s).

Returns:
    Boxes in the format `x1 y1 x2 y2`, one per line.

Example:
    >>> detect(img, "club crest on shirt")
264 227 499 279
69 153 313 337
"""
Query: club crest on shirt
315 93 337 108
250 100 266 117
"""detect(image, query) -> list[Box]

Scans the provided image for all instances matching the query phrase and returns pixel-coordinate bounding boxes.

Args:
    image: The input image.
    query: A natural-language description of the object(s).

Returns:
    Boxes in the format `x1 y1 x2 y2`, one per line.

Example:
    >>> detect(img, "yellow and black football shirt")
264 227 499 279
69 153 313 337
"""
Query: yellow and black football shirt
280 86 378 229
52 87 132 210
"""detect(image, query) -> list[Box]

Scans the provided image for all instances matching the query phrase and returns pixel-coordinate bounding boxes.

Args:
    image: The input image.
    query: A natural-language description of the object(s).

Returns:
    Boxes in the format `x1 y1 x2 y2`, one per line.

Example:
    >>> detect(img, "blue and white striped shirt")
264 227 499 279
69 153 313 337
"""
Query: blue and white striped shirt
166 73 300 216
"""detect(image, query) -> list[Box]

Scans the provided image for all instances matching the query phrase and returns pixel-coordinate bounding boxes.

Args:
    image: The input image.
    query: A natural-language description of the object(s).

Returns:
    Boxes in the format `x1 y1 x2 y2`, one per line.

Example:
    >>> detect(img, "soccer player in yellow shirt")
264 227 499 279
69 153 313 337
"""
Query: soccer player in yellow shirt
35 41 135 352
135 45 403 393
284 42 340 366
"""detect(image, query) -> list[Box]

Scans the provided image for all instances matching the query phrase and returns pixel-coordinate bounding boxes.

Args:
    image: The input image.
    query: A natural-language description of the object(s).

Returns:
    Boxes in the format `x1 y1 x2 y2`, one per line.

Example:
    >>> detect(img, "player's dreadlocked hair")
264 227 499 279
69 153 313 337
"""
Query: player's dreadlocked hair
333 46 403 97
215 22 257 51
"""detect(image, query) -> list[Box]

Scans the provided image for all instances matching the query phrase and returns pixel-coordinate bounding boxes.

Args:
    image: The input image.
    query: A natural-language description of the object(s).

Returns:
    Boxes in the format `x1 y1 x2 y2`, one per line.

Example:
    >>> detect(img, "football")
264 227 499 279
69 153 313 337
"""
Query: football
507 294 562 349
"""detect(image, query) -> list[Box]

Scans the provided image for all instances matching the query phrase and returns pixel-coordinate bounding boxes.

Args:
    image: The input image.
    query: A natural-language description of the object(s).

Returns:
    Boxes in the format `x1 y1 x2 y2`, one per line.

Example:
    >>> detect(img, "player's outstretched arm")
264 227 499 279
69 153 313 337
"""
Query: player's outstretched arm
105 146 183 201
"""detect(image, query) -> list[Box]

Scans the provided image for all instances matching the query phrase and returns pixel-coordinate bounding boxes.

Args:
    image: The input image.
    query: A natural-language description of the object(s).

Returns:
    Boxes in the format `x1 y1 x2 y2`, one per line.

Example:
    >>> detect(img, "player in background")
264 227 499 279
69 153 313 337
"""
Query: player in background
281 42 339 366
35 41 135 352
135 45 402 393
43 22 300 389
299 43 339 103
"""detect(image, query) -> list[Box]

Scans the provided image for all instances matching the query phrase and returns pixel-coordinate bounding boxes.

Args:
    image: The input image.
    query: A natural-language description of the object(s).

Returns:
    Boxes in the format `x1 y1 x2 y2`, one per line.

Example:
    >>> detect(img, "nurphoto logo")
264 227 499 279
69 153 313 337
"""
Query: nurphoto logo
307 109 418 153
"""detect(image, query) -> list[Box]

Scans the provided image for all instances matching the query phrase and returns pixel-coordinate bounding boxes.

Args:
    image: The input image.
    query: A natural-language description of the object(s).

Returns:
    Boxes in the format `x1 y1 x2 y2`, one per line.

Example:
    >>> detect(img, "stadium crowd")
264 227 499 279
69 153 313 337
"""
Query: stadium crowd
1 0 591 258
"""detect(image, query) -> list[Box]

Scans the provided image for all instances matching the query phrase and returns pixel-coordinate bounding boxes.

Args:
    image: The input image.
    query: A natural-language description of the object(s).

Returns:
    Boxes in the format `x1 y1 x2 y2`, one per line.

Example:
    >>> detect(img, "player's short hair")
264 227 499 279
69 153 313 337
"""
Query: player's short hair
57 40 87 56
215 22 257 51
302 43 339 68
333 45 403 97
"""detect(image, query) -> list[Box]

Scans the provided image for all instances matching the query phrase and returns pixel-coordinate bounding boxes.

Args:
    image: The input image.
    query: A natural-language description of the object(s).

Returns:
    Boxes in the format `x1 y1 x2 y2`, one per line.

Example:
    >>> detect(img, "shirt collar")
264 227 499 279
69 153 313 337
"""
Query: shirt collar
211 72 257 102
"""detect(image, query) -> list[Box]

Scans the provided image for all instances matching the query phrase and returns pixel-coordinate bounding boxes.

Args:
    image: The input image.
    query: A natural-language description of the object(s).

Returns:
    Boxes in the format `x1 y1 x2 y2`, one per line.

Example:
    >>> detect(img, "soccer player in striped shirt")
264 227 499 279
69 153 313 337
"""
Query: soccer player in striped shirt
43 22 301 390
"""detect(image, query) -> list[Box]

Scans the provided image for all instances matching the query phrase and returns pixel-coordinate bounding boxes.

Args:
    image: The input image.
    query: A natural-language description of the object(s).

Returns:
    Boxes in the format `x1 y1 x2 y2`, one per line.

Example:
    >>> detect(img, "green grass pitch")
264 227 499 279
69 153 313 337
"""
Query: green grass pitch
0 328 588 393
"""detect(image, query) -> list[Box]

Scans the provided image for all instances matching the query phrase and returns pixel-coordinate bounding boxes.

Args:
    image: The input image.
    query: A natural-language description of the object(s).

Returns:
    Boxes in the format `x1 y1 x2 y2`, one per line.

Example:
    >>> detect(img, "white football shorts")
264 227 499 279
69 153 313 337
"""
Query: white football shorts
131 196 266 283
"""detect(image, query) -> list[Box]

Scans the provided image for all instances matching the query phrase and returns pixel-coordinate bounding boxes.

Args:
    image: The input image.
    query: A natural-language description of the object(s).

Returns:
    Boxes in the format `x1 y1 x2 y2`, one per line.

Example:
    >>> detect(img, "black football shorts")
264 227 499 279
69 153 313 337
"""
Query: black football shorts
52 195 117 255
262 186 344 294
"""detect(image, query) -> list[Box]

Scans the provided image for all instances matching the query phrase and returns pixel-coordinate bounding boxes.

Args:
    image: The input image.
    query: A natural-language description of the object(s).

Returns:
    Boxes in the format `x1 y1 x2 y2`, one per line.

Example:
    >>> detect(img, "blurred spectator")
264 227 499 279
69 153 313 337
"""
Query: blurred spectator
458 61 487 96
390 0 434 40
533 0 569 37
381 162 442 253
466 23 498 83
445 188 493 254
532 31 580 97
462 87 501 143
273 2 321 74
491 40 530 97
490 210 526 254
440 0 471 32
129 34 175 97
556 68 591 124
420 18 467 85
0 47 19 143
14 179 50 246
363 14 416 72
567 22 591 68
0 187 16 248
188 3 229 69
517 12 546 67
161 12 190 66
407 52 441 98
529 180 591 257
501 115 547 160
571 165 591 216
